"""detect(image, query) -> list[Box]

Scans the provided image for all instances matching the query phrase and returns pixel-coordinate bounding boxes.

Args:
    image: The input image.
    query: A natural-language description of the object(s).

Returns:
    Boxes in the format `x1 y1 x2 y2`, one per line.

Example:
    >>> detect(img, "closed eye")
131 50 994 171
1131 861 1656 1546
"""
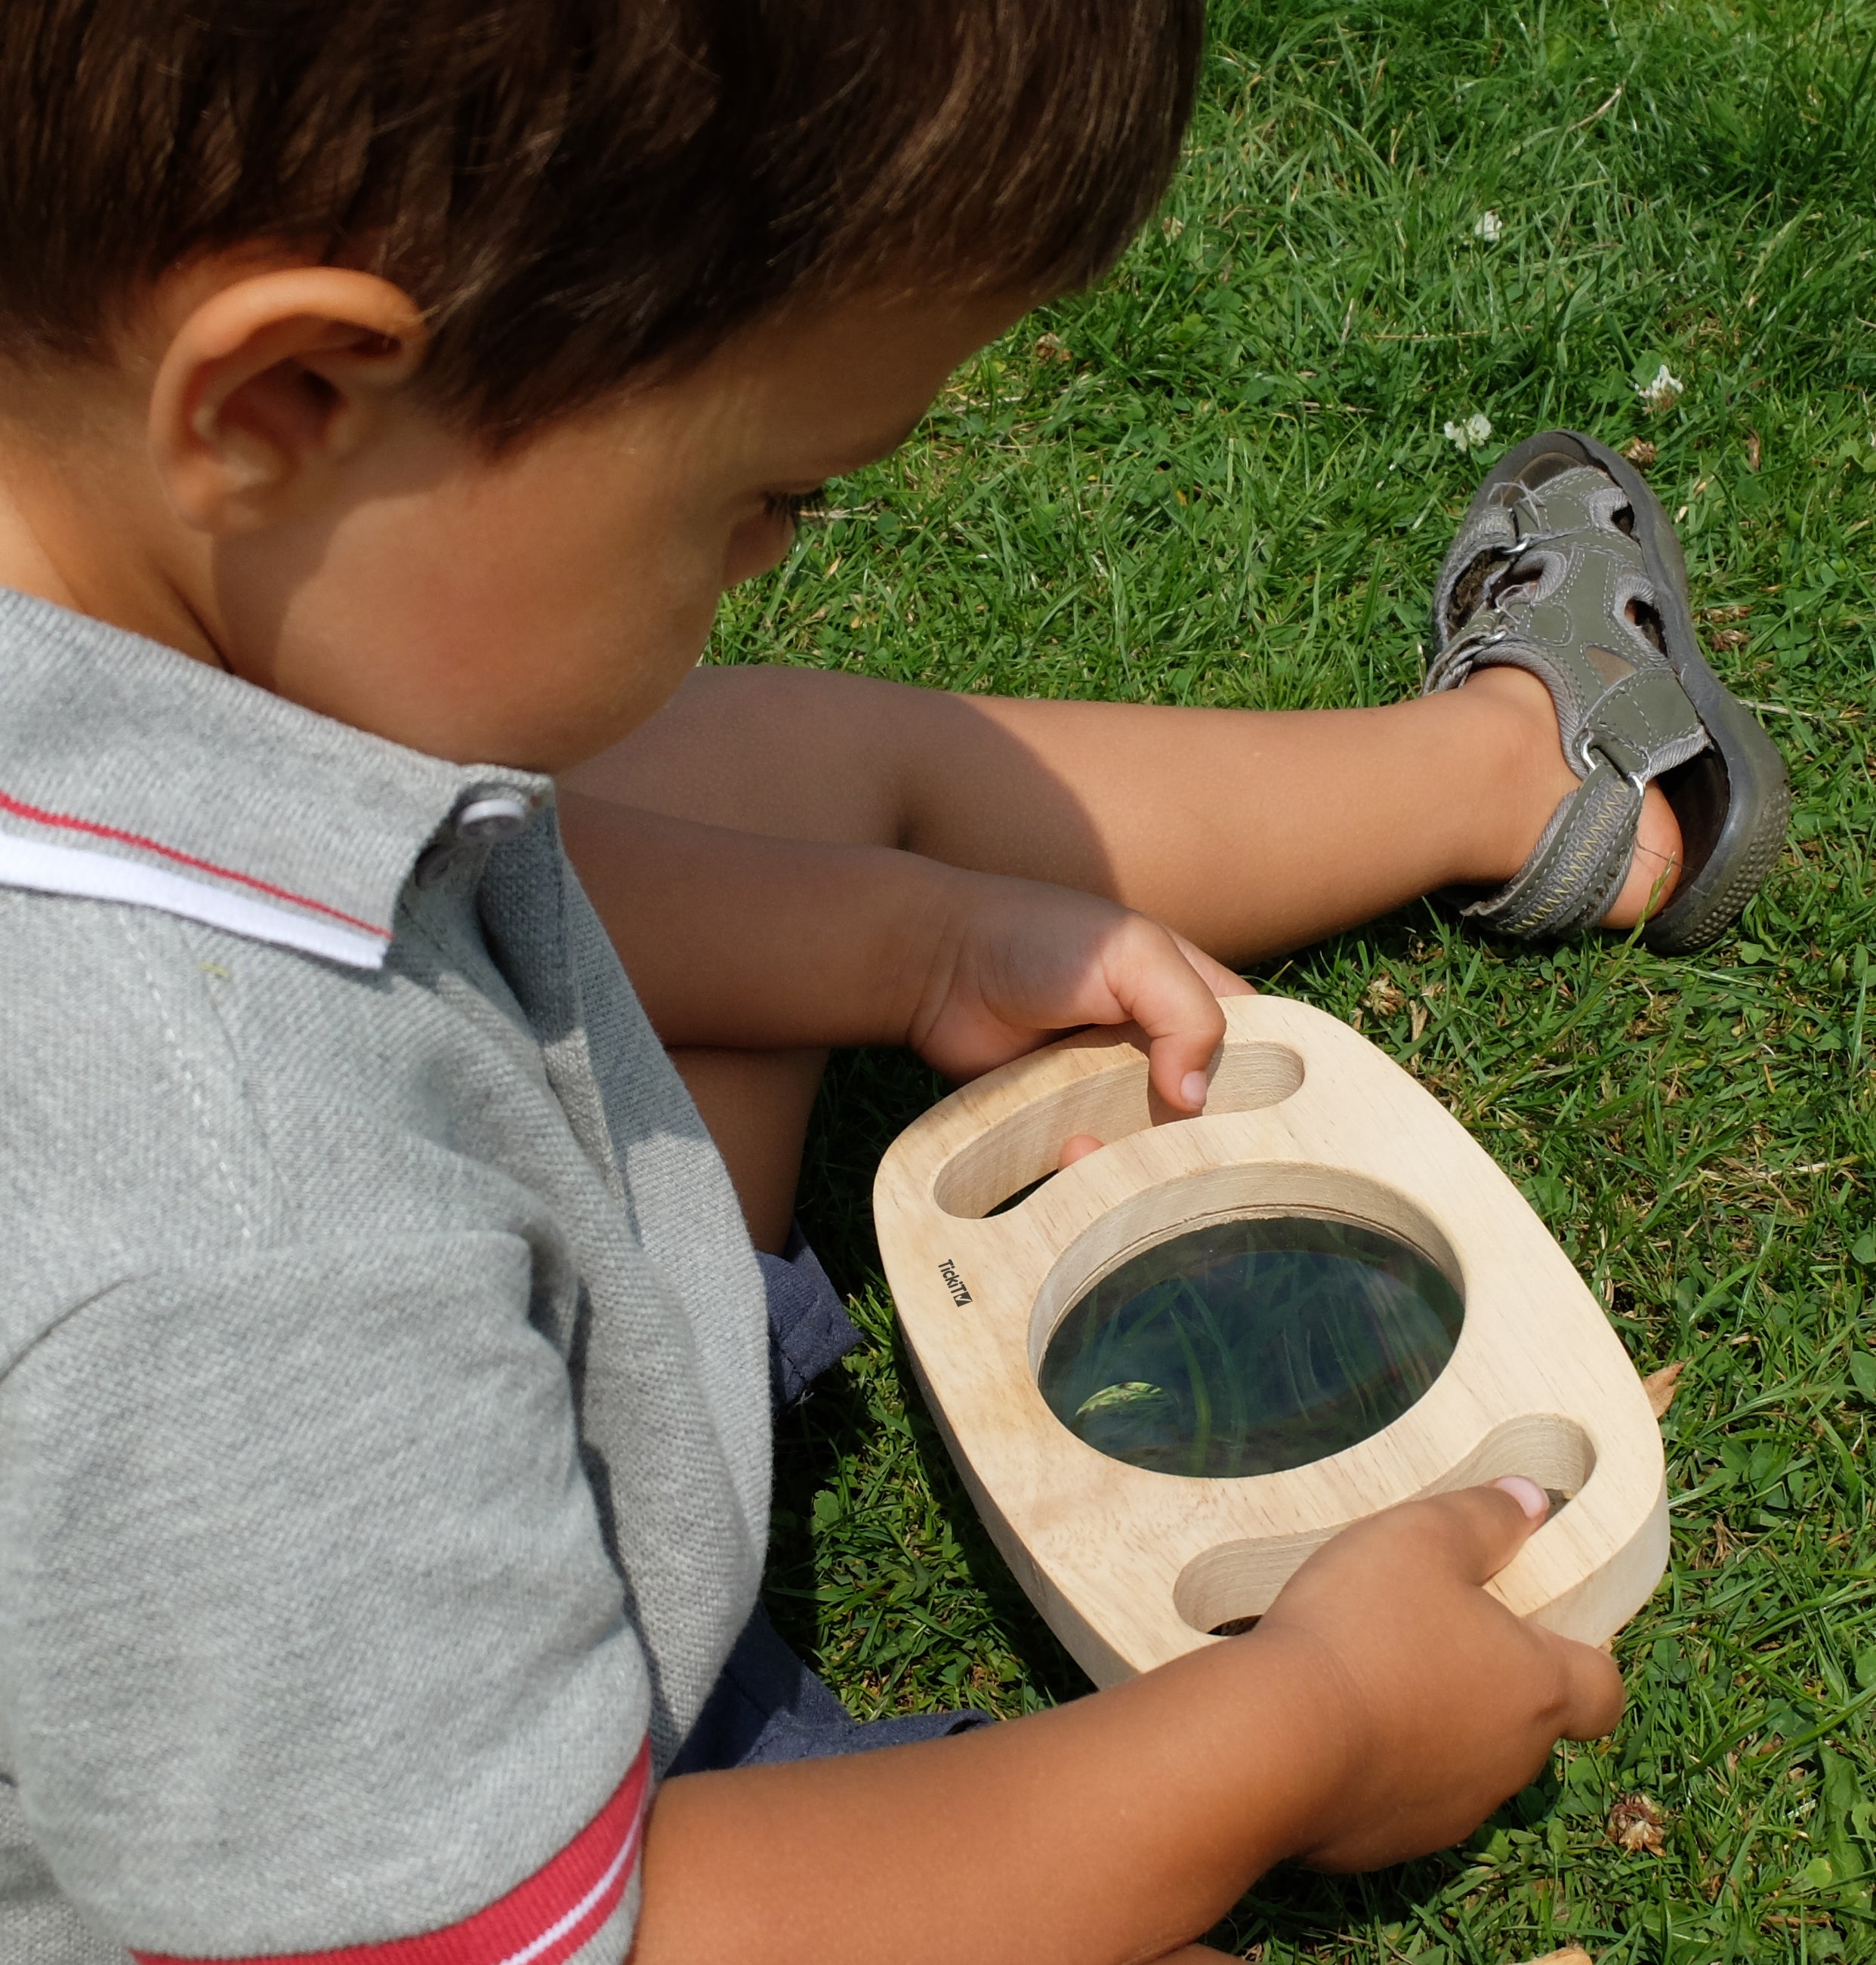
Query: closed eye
764 488 827 528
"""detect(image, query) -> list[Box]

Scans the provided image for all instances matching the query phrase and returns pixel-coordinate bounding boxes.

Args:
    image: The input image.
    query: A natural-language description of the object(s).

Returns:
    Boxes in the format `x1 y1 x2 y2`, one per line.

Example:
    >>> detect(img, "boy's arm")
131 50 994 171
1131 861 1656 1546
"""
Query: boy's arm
558 791 1249 1111
631 1483 1623 1965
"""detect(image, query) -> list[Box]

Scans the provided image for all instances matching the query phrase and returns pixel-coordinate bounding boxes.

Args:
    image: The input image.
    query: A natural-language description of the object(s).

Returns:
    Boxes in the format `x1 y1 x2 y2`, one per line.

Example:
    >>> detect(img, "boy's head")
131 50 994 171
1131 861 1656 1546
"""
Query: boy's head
0 0 1203 767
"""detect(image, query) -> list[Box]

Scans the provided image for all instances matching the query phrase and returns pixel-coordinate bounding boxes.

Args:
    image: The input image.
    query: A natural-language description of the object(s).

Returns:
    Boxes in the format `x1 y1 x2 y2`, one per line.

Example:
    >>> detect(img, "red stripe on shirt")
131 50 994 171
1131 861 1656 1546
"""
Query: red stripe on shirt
0 787 390 939
129 1741 652 1965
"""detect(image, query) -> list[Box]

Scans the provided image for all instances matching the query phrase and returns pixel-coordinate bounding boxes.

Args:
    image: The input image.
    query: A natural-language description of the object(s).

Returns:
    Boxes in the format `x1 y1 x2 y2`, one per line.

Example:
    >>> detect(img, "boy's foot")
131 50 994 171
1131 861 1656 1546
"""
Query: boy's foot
1426 430 1790 952
1462 665 1683 930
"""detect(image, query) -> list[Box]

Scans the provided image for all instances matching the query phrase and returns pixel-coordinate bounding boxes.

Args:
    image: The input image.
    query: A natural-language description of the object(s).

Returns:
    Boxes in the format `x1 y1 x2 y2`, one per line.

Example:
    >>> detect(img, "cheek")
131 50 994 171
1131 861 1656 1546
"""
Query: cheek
418 480 719 677
232 480 734 766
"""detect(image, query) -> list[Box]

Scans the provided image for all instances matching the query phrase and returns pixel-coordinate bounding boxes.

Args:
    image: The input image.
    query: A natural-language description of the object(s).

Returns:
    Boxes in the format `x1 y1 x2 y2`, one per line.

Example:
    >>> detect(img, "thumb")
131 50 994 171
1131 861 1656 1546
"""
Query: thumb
1108 917 1230 1115
1446 1482 1624 1740
1415 1476 1553 1587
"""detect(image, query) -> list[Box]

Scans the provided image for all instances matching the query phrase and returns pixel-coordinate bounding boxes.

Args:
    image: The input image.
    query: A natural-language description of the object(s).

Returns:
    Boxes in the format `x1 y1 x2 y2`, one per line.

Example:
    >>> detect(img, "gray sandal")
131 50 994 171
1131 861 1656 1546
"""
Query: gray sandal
1425 428 1790 953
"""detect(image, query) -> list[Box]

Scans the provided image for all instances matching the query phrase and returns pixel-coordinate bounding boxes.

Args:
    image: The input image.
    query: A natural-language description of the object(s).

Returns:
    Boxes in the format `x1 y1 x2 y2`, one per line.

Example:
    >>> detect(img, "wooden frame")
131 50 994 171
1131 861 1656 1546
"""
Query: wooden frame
874 994 1668 1686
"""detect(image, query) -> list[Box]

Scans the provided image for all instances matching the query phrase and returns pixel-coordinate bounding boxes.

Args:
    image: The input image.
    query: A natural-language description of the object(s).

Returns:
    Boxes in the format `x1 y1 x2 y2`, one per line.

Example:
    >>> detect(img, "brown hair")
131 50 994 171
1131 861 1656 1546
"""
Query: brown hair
0 1 1203 440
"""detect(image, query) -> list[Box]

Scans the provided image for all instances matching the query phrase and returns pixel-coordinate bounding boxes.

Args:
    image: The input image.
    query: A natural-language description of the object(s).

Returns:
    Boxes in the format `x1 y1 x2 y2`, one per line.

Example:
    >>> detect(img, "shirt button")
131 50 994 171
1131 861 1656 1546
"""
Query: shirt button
413 841 457 887
452 790 532 842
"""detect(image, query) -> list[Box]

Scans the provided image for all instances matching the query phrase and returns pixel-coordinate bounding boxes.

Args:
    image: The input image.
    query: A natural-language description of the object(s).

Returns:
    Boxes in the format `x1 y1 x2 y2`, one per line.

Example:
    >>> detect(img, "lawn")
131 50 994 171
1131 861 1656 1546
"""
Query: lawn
711 1 1876 1957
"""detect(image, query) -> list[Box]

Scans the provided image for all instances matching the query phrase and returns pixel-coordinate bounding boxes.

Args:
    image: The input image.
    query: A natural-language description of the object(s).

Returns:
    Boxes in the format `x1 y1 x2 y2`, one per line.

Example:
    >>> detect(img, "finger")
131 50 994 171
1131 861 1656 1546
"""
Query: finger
1168 930 1257 1000
1400 1479 1550 1587
1547 1632 1626 1740
1109 919 1229 1113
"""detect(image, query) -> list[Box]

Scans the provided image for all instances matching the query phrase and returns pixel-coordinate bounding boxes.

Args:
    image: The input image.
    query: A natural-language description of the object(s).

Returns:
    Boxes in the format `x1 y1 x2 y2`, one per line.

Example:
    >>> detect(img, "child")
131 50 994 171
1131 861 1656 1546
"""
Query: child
0 5 1782 1963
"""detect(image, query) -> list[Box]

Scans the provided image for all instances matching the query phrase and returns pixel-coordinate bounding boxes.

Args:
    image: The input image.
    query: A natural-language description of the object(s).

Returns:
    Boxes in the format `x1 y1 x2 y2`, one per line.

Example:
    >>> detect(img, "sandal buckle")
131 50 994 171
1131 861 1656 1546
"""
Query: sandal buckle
1578 724 1651 797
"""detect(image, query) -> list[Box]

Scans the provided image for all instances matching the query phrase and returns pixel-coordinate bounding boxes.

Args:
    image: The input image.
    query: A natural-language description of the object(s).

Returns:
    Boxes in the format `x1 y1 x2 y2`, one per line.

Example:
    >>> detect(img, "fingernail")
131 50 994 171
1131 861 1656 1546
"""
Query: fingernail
1495 1474 1548 1521
1180 1071 1208 1111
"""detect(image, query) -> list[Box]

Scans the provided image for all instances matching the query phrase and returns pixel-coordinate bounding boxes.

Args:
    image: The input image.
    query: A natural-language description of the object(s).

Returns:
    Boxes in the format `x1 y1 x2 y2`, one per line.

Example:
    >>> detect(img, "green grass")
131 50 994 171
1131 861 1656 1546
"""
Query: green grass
714 1 1876 1957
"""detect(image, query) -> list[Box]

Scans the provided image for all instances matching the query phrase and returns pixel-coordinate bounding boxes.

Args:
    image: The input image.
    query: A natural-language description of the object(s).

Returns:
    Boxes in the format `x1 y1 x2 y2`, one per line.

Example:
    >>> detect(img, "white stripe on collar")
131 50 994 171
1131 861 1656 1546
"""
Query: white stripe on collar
0 828 390 969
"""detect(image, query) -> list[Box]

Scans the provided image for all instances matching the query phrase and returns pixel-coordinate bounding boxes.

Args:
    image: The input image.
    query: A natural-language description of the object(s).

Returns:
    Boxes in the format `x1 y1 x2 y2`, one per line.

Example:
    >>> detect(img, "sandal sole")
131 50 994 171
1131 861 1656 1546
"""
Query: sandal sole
1452 429 1791 954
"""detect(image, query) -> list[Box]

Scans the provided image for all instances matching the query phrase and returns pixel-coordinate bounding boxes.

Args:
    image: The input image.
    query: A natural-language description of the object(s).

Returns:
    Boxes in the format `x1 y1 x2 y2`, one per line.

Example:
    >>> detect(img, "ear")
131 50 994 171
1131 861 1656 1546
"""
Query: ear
148 268 430 534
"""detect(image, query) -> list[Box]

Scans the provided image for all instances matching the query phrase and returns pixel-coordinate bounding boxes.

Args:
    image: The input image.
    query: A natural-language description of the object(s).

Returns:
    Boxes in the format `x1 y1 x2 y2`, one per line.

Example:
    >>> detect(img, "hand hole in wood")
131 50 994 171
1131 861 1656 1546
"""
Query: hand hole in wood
931 1039 1305 1220
1170 1415 1596 1638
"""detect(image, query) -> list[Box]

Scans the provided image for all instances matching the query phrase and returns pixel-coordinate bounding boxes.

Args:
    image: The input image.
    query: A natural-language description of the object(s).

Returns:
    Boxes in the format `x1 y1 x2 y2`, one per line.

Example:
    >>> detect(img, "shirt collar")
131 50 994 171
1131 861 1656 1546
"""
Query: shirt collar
0 588 552 969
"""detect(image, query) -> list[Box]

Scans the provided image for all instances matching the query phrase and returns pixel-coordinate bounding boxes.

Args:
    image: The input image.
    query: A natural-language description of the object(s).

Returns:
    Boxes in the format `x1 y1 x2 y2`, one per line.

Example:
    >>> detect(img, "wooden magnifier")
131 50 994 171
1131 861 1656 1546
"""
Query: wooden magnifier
875 994 1668 1686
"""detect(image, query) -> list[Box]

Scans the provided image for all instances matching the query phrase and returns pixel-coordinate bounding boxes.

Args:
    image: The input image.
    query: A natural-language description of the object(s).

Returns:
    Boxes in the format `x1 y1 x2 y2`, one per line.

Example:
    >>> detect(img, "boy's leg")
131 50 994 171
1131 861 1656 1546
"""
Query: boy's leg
569 660 1679 958
564 662 1680 1250
668 1044 828 1257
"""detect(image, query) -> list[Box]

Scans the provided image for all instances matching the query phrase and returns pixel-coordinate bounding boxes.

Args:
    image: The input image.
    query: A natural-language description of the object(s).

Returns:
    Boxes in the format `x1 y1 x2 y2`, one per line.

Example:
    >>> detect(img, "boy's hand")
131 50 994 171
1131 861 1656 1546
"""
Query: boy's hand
1249 1478 1625 1873
908 868 1253 1115
633 1477 1624 1965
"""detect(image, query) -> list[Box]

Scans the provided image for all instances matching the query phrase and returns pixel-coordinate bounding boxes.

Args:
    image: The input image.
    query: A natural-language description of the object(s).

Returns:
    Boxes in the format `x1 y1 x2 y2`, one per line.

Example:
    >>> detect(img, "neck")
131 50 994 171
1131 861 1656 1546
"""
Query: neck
0 466 76 609
0 409 220 665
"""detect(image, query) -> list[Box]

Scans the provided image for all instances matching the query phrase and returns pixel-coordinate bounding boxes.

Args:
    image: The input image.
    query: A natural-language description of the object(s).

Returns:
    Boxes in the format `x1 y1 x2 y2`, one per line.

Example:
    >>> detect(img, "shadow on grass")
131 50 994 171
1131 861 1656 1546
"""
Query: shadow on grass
762 1044 1088 1713
763 1316 1090 1715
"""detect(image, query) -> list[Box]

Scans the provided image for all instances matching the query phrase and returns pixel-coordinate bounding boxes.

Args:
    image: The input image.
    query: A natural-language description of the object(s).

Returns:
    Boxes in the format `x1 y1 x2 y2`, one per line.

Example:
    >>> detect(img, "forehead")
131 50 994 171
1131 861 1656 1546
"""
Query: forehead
651 285 1032 477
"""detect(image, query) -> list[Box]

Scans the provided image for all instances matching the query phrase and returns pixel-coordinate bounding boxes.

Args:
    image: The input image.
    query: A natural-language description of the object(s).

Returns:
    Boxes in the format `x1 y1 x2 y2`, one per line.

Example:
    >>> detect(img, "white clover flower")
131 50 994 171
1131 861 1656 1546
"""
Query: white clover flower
1473 209 1504 243
1443 412 1493 452
1637 362 1684 414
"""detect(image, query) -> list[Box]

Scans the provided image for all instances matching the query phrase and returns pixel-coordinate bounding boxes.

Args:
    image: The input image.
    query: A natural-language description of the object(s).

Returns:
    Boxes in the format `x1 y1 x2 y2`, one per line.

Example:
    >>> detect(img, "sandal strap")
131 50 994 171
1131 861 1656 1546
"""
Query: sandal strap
1457 758 1642 938
1427 461 1711 938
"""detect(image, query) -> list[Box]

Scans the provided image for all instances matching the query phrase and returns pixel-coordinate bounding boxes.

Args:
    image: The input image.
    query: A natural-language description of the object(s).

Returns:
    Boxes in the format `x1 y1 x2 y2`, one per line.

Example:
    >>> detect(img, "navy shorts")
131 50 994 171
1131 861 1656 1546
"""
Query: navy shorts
668 1231 996 1774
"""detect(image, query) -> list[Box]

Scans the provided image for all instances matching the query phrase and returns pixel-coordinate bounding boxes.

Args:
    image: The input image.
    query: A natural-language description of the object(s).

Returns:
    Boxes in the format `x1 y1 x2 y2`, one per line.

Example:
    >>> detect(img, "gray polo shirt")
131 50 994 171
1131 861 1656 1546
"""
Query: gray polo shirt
0 590 771 1964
